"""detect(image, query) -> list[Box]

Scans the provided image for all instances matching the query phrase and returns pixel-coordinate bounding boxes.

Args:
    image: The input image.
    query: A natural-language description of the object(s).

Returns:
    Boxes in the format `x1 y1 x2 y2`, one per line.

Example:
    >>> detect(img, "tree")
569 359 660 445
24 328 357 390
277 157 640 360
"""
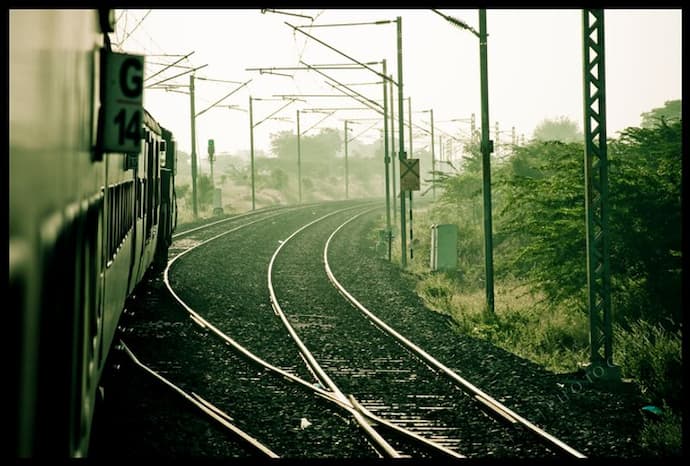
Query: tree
532 116 583 143
308 127 341 160
498 141 586 304
269 127 342 162
607 120 682 326
640 99 681 128
269 130 297 160
497 119 682 328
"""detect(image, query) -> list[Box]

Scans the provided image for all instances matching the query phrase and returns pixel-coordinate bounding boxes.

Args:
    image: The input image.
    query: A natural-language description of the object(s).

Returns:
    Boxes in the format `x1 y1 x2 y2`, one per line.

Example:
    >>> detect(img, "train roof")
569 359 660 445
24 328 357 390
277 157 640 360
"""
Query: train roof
143 108 162 135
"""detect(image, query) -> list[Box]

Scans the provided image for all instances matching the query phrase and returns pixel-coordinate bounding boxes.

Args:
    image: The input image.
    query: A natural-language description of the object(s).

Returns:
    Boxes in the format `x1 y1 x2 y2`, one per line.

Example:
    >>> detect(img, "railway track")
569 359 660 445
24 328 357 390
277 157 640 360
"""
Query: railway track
92 201 590 458
269 207 584 458
163 201 464 457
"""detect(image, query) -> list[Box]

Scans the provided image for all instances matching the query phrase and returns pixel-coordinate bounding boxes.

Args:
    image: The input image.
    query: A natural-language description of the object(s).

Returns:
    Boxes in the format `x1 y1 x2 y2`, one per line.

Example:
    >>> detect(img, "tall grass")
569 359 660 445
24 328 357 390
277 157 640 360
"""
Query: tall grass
416 269 591 373
614 320 682 410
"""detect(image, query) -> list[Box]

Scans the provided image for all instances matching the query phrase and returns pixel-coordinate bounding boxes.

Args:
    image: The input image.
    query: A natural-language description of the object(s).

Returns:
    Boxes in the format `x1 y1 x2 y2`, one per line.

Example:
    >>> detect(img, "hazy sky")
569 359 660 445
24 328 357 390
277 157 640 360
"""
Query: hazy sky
113 9 682 158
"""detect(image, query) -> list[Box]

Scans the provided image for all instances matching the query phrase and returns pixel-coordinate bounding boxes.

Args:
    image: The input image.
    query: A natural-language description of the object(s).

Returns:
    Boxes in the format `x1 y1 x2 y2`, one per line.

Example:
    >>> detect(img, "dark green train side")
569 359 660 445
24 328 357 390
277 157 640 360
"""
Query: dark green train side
10 9 177 457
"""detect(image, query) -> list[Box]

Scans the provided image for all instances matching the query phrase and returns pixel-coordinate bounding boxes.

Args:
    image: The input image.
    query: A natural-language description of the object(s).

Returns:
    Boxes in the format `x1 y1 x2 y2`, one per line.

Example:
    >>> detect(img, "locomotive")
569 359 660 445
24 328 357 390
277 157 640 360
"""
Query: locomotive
10 10 177 456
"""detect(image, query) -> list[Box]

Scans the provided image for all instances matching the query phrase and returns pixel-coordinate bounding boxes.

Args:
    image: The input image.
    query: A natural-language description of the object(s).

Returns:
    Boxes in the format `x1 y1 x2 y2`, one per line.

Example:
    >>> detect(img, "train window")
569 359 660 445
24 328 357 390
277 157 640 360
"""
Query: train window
113 185 119 257
125 181 132 235
117 184 122 249
159 140 167 168
108 188 114 259
124 153 137 170
139 180 145 219
110 186 115 256
114 184 119 253
128 183 132 231
119 184 123 245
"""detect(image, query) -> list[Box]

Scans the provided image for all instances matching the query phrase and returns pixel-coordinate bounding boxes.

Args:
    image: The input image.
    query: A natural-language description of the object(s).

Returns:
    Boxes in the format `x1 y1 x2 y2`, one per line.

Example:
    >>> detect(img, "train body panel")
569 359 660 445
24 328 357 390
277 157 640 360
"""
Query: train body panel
10 10 177 457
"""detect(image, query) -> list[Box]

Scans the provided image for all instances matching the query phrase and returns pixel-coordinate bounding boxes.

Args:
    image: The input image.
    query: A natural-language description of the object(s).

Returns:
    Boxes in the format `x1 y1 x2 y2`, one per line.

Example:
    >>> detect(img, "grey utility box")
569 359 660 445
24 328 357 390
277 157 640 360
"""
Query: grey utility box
212 188 224 216
430 224 458 271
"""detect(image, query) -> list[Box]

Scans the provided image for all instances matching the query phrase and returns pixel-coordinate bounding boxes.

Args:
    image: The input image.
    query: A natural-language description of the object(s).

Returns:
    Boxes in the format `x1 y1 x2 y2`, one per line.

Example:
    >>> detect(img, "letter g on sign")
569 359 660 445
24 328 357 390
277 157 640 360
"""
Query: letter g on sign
120 58 143 99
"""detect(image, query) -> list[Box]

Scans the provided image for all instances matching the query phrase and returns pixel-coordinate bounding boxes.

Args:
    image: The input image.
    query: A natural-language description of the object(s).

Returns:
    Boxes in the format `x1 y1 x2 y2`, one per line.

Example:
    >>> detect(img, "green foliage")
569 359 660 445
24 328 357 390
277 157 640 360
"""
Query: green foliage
497 141 586 304
458 139 483 173
531 116 583 143
175 183 190 200
614 320 682 410
270 127 342 162
302 177 313 191
256 166 289 191
415 271 589 373
417 274 454 310
433 167 485 286
193 174 215 208
224 162 251 186
640 408 682 456
608 121 682 325
640 99 681 128
496 119 682 326
270 130 297 160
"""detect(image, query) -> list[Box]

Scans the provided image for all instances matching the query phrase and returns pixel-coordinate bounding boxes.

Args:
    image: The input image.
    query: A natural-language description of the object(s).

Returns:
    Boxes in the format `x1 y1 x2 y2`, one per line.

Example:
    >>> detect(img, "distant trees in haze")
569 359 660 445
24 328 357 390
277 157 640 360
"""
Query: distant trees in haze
531 116 583 143
270 127 342 161
640 99 681 128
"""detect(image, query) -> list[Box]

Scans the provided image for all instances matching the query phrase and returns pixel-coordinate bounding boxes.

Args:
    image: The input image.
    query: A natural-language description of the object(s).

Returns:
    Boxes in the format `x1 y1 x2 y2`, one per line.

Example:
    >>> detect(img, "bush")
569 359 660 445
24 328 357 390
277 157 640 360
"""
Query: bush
614 320 682 410
640 407 682 456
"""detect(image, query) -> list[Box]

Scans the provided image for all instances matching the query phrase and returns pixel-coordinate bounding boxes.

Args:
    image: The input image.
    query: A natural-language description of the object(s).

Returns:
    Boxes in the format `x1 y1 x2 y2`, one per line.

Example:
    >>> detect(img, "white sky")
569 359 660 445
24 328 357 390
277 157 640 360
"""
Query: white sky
114 9 682 158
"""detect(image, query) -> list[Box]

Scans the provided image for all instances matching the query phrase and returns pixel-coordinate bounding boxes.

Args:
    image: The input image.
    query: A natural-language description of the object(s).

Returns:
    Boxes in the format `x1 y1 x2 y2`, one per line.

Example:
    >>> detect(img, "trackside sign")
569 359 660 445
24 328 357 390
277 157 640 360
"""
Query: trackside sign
400 158 420 191
102 51 144 154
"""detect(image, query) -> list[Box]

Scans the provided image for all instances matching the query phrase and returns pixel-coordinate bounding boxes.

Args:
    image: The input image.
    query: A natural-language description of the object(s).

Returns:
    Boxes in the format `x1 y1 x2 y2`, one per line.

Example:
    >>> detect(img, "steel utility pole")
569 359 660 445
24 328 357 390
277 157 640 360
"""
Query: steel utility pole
189 74 198 219
582 9 619 381
249 95 256 210
396 16 407 268
438 136 443 172
296 109 302 203
382 59 391 259
389 75 397 225
430 109 435 201
432 7 495 311
479 9 495 313
208 139 215 186
407 96 413 260
344 119 349 199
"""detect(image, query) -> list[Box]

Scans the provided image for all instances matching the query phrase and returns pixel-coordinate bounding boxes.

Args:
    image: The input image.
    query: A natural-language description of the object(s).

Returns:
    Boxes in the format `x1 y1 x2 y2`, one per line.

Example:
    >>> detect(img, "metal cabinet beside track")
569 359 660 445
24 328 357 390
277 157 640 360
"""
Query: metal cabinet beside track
430 224 458 272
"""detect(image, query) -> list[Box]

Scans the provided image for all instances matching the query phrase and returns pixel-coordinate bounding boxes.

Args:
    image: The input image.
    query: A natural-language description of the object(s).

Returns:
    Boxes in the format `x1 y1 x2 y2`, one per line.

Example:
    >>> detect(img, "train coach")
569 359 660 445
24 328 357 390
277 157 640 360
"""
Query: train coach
10 9 177 457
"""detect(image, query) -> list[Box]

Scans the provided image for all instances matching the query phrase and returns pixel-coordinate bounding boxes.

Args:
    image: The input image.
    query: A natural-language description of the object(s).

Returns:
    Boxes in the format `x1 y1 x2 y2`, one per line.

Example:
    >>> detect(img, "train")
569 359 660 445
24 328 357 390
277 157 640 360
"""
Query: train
10 10 178 457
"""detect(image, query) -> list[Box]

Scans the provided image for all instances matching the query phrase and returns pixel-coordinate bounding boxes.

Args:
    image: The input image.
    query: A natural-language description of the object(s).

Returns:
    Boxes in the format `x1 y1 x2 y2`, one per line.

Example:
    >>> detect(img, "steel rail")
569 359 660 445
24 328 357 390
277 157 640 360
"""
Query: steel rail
119 341 279 458
265 204 402 458
172 199 333 240
347 394 466 459
165 208 308 272
162 202 462 458
172 205 285 239
323 211 588 459
266 204 464 458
